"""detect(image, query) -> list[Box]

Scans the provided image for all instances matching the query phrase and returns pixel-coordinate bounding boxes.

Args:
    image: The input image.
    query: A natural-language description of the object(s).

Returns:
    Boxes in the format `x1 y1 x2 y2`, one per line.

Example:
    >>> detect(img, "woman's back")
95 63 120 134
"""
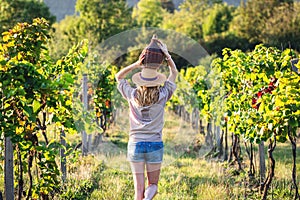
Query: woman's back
117 79 176 142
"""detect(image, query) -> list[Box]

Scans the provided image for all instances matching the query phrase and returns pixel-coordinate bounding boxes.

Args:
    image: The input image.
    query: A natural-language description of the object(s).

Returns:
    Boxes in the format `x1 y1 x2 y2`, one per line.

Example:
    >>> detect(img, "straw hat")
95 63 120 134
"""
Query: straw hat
132 68 166 87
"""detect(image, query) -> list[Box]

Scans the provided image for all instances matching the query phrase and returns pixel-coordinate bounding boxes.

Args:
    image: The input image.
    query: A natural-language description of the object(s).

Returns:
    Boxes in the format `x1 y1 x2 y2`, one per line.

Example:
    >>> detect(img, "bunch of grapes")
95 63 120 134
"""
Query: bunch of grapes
252 78 277 110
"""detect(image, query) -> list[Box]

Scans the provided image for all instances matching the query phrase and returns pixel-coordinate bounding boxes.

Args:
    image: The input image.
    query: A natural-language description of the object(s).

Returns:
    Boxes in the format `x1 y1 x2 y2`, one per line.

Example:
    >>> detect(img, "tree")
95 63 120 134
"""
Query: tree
75 0 132 46
201 2 239 55
160 0 222 41
48 16 83 60
262 2 300 51
0 0 55 34
161 0 205 41
49 0 132 60
203 32 252 56
229 0 300 50
202 3 234 37
132 0 167 27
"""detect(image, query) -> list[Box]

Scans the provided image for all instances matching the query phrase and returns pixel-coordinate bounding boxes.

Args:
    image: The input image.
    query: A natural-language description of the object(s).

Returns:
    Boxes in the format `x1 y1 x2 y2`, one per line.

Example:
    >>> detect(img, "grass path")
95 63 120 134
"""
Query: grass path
67 110 300 200
84 143 300 200
1 111 299 200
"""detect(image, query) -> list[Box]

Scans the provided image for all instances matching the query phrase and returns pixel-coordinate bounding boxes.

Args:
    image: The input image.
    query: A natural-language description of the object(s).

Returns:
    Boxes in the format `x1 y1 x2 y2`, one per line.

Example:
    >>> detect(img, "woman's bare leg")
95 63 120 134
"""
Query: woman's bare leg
130 162 145 200
143 163 161 200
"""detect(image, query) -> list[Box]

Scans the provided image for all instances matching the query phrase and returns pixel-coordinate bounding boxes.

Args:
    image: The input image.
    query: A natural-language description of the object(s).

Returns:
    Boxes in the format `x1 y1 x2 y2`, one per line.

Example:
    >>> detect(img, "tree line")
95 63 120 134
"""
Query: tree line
1 0 300 67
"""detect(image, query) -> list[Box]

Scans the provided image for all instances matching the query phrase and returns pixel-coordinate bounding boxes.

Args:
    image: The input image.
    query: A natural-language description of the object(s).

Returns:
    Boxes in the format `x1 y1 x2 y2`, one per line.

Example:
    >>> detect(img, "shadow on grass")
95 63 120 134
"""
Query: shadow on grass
272 142 300 165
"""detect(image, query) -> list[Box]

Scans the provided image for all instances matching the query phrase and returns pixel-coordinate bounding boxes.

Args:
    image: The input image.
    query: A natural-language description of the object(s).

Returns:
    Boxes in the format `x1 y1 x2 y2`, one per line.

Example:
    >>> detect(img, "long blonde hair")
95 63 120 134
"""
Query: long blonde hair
135 86 160 107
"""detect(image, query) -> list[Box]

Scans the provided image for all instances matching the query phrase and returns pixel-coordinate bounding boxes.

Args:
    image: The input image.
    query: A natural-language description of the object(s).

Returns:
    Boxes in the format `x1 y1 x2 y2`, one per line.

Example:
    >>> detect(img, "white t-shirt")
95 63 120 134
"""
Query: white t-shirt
117 79 177 142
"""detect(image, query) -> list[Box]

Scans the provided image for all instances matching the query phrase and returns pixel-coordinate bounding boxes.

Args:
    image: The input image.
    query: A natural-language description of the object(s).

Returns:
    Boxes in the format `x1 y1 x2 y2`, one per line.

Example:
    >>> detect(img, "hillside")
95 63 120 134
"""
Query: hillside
44 0 242 22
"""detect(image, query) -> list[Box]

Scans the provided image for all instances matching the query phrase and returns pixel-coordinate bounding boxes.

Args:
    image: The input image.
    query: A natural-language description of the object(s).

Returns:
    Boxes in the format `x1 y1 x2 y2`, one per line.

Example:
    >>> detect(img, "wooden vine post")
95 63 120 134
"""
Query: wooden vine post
4 136 14 200
82 74 89 155
259 141 266 192
60 129 67 182
2 88 14 199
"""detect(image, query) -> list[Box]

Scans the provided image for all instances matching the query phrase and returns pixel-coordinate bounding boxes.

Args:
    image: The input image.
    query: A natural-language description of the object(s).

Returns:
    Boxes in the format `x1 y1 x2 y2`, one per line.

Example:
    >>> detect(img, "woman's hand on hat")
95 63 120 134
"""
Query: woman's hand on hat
137 49 146 66
156 40 170 57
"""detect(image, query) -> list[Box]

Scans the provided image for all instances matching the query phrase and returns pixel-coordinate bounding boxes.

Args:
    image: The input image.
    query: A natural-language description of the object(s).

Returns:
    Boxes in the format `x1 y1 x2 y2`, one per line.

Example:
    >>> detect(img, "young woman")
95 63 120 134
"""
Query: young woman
115 36 178 200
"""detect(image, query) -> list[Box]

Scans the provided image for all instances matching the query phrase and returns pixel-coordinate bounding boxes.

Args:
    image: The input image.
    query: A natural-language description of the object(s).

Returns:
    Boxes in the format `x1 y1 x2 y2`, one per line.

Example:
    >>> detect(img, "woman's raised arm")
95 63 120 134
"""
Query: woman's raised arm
115 61 140 82
156 40 178 83
115 51 145 82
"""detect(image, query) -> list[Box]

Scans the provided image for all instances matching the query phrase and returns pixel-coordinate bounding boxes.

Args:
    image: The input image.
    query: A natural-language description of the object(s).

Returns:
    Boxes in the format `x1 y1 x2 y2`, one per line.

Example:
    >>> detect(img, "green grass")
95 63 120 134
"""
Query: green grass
83 143 300 200
1 111 299 200
63 111 299 200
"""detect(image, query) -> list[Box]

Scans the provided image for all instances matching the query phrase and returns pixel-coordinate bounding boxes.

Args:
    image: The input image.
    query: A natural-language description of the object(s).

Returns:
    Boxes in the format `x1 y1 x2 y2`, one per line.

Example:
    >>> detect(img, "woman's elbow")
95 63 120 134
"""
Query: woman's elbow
115 74 121 82
172 70 178 78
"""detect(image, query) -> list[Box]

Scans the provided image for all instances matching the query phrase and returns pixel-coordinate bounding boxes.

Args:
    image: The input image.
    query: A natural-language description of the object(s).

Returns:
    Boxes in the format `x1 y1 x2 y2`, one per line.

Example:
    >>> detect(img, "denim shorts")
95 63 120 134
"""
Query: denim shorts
127 141 164 163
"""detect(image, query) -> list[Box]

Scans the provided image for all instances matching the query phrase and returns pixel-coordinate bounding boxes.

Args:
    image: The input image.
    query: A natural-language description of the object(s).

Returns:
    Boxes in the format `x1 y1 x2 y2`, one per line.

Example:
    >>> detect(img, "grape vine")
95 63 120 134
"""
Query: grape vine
175 44 300 199
0 18 88 199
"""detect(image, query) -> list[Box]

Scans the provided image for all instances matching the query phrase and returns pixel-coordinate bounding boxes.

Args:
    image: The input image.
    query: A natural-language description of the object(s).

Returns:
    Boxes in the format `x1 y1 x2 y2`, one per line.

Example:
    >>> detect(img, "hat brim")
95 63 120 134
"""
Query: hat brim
132 72 166 87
